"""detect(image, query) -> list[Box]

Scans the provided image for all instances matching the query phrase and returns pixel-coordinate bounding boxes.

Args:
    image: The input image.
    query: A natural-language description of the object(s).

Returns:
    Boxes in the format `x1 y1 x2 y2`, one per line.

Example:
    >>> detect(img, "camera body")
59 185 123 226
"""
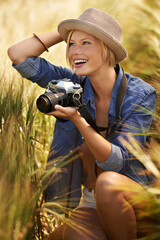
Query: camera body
36 79 83 113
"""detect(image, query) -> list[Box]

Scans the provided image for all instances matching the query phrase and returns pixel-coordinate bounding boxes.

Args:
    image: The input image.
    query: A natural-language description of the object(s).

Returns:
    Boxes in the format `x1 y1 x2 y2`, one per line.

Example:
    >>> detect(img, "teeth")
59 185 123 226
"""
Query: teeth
74 59 87 64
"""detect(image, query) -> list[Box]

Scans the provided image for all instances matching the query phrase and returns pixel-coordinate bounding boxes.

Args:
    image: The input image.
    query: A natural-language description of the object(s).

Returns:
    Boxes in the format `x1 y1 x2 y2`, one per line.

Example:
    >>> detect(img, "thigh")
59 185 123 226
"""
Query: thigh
62 207 108 240
95 171 143 201
96 171 158 237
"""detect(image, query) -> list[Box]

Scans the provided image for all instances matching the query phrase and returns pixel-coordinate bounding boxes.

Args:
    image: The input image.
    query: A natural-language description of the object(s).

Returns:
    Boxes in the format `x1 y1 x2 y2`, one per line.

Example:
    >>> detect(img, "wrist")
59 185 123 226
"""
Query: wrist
71 110 89 128
70 109 81 122
35 30 63 50
33 33 49 52
50 30 63 46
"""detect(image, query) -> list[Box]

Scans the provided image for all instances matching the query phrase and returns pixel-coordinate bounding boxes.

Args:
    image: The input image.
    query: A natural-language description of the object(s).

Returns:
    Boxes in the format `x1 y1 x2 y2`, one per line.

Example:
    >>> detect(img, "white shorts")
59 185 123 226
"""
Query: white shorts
76 187 96 209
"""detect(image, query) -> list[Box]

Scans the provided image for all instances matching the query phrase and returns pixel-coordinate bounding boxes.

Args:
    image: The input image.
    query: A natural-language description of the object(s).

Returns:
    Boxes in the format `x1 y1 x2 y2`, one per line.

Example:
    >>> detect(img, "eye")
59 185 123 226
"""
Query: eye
69 42 75 47
83 41 90 45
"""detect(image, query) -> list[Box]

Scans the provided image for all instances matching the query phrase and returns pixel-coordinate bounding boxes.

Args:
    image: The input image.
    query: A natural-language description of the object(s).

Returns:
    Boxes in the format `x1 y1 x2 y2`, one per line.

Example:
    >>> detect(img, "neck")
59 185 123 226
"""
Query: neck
89 66 117 100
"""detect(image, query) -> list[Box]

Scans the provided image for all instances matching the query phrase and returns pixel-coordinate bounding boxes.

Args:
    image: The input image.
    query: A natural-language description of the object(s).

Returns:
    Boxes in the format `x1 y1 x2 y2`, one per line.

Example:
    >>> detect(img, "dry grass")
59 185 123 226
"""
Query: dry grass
0 0 160 239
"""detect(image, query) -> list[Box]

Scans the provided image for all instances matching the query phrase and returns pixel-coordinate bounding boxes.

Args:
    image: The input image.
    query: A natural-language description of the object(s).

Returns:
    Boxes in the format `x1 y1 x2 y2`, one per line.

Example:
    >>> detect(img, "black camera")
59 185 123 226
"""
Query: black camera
36 79 83 113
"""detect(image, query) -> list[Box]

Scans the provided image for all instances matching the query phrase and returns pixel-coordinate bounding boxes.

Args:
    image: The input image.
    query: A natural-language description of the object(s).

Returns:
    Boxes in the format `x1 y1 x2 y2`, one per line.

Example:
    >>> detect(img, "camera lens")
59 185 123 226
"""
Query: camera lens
36 91 68 113
36 94 52 113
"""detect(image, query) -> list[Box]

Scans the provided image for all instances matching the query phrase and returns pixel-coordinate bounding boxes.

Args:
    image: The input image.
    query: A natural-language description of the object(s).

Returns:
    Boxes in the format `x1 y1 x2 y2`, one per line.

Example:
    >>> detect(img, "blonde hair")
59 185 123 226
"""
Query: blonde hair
66 30 116 70
66 31 74 70
101 42 116 67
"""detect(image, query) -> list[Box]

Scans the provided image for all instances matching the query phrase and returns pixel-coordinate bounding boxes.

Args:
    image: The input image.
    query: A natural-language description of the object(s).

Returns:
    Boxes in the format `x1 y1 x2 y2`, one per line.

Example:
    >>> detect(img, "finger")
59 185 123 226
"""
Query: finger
54 104 64 112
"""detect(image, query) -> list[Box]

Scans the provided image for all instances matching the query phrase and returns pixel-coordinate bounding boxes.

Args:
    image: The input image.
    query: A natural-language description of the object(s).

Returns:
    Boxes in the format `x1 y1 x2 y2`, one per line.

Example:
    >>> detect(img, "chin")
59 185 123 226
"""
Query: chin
75 69 89 76
76 73 85 76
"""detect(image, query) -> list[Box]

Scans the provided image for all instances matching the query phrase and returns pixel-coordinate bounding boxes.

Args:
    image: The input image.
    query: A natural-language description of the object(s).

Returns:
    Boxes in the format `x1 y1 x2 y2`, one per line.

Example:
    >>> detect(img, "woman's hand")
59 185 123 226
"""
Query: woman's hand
47 104 80 120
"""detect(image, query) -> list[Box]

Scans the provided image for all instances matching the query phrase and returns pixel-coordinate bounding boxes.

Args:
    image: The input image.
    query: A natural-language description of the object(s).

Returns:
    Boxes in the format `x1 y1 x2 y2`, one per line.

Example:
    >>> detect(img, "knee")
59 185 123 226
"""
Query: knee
96 171 120 189
95 171 121 203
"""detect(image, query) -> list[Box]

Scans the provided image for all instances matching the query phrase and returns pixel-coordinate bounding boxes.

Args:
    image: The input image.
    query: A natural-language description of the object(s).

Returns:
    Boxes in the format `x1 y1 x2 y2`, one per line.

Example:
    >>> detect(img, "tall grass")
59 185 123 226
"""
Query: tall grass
1 0 81 238
0 78 39 239
0 0 160 239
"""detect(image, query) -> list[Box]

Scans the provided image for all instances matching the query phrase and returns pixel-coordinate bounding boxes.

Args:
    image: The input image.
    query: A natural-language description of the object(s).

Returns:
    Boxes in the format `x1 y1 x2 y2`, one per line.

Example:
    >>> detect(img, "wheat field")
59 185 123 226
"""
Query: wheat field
0 0 160 239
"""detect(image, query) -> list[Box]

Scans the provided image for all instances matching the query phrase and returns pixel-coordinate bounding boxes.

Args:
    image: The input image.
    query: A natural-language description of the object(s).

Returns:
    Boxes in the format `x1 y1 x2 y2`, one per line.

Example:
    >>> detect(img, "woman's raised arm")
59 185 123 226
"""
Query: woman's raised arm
7 30 63 65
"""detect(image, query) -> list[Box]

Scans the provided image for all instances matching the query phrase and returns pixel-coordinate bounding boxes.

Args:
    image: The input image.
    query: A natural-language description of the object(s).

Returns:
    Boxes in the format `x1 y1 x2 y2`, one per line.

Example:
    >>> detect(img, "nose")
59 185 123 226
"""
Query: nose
69 44 83 55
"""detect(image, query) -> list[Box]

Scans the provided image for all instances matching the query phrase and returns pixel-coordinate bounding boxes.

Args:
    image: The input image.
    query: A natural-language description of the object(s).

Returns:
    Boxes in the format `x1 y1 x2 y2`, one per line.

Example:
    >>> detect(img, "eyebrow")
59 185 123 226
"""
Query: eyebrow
70 37 94 42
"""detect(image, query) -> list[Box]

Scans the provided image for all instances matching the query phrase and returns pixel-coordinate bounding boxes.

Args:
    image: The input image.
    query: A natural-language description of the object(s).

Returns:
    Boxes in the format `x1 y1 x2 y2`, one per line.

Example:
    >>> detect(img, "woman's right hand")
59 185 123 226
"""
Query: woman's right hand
47 104 80 120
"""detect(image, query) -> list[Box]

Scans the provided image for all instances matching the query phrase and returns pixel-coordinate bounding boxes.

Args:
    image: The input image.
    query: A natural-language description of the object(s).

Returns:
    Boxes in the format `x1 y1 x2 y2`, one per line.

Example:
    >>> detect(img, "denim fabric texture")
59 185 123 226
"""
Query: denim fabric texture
13 57 157 207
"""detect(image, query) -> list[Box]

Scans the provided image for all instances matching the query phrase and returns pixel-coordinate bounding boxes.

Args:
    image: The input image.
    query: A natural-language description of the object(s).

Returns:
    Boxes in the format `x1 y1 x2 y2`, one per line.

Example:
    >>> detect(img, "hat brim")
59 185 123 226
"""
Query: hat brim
58 19 127 62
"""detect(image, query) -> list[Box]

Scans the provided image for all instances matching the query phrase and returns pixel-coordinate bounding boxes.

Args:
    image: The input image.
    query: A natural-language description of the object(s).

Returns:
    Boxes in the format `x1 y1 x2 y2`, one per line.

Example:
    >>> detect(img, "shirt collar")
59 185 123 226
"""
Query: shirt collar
83 77 95 105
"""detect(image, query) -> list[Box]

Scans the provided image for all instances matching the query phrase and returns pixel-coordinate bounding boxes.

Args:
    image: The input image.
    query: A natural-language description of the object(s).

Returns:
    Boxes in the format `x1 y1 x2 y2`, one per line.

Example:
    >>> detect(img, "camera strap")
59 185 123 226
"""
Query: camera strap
78 105 100 133
66 67 127 212
78 68 128 138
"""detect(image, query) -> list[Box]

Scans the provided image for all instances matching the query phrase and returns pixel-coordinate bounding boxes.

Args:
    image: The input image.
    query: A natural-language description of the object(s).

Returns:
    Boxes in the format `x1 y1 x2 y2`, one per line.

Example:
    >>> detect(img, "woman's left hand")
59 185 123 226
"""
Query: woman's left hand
47 104 80 120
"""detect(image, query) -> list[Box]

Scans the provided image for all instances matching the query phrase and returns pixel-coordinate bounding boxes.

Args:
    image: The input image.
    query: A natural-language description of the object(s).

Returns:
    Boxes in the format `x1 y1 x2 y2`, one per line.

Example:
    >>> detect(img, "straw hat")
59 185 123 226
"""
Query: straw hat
58 8 127 62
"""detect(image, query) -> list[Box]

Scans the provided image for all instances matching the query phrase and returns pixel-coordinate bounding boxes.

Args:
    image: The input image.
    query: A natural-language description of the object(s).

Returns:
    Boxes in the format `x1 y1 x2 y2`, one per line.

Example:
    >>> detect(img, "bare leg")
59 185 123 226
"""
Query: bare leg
62 207 108 240
95 171 142 240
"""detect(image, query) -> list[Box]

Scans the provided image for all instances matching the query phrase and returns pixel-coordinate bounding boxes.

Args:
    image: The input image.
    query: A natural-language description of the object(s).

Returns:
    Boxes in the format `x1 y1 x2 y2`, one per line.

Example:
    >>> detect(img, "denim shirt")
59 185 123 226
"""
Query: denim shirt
13 57 157 205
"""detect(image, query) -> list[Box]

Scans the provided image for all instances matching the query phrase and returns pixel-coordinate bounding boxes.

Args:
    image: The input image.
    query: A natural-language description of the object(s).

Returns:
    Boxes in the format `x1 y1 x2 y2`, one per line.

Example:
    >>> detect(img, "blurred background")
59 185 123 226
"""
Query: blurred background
2 0 160 78
0 0 160 239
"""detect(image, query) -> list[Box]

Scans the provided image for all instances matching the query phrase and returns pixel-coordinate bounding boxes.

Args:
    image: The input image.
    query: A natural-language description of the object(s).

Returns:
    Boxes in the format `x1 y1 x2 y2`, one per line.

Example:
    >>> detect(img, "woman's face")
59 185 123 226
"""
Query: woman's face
68 30 107 77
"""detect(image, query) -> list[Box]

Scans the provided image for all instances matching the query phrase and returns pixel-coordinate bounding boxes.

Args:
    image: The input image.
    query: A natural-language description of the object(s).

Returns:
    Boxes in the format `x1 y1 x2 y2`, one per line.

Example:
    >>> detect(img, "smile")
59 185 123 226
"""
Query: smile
75 59 87 63
74 59 88 66
74 59 87 68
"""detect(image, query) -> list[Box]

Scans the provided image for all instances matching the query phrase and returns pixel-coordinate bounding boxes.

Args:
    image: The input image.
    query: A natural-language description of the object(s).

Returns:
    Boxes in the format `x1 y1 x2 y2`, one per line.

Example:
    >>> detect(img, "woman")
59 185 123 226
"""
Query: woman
8 8 157 240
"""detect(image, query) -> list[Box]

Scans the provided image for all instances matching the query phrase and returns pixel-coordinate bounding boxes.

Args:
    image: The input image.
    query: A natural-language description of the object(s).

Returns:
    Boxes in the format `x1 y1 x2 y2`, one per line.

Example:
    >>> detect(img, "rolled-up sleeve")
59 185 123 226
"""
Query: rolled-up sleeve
13 57 40 79
13 56 74 88
96 144 123 172
96 82 156 173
